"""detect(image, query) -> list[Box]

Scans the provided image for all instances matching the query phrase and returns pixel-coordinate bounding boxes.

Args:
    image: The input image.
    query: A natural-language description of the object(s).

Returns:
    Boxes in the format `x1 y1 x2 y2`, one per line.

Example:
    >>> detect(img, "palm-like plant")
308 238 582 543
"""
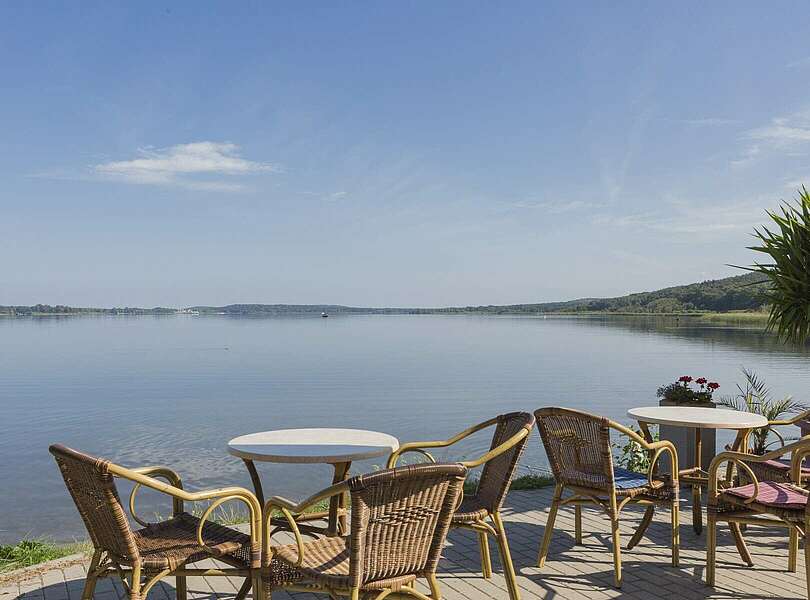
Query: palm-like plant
746 187 810 345
717 368 808 454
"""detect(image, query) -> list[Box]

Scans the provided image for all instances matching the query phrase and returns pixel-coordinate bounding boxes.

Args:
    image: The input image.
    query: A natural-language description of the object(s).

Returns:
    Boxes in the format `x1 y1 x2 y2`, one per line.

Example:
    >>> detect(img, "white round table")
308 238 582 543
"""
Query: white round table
228 428 399 534
627 406 768 534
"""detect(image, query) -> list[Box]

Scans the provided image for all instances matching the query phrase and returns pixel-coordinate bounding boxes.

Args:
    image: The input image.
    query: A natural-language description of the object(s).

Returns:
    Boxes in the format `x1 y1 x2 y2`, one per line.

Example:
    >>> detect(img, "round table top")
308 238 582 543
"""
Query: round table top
627 406 768 430
227 428 400 464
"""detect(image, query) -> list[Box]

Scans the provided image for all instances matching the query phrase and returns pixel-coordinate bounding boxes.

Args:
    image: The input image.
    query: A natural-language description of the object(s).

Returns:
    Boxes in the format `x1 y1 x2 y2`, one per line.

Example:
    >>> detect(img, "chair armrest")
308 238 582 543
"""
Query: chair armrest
126 466 185 523
263 481 350 567
645 440 679 487
129 465 183 488
108 463 262 562
769 409 810 427
707 450 761 500
461 427 531 469
386 417 500 468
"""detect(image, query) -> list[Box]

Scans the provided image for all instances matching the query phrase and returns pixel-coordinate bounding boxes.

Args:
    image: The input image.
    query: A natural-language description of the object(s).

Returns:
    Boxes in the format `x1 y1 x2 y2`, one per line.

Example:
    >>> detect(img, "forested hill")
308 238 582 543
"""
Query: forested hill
1 273 770 317
436 272 769 315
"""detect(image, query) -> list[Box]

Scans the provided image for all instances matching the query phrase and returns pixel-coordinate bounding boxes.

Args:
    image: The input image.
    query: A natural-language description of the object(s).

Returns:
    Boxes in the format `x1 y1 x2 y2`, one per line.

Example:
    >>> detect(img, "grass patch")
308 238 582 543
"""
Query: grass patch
0 539 91 574
465 473 555 495
696 311 770 324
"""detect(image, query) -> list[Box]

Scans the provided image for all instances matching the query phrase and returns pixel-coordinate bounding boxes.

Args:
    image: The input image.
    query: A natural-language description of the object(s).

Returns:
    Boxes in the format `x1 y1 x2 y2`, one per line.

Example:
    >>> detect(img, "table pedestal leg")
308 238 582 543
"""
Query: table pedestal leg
243 459 265 507
329 462 351 536
692 428 703 534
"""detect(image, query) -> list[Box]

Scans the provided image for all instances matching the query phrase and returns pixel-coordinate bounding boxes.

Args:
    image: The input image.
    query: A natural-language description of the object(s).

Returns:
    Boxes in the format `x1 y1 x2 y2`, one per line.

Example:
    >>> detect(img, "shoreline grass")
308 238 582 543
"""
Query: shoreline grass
0 539 91 574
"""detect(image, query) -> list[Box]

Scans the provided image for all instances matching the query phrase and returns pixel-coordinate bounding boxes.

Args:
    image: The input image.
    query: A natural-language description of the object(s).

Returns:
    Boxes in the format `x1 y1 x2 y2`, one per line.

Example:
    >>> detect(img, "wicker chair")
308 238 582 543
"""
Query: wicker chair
534 407 679 588
262 463 467 600
386 412 535 600
50 444 262 600
738 409 810 486
706 438 810 598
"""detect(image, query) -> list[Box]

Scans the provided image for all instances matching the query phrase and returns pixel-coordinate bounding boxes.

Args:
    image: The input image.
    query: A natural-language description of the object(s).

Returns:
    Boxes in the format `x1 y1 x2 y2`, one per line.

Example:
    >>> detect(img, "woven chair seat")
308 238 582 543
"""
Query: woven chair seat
133 512 253 570
723 481 809 511
451 496 489 524
270 536 417 591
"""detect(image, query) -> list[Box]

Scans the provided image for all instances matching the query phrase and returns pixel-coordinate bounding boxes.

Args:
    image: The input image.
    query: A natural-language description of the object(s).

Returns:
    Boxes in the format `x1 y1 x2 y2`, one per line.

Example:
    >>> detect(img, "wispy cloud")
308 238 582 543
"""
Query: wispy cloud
593 199 770 236
679 117 738 126
507 200 604 214
732 111 810 168
92 142 277 191
748 118 810 143
730 144 761 169
786 56 810 69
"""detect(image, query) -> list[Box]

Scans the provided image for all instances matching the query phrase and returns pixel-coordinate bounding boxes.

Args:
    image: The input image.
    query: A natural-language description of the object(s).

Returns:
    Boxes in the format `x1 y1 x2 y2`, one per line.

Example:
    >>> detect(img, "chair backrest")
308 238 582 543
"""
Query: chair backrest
534 407 615 491
347 463 466 589
475 412 535 513
49 444 140 564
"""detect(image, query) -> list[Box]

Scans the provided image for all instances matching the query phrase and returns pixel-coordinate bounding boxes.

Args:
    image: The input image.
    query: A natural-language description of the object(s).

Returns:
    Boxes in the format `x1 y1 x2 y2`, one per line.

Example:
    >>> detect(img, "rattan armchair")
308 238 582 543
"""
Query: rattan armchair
386 412 534 600
739 409 810 485
262 463 467 600
50 444 262 600
706 438 810 597
534 407 679 589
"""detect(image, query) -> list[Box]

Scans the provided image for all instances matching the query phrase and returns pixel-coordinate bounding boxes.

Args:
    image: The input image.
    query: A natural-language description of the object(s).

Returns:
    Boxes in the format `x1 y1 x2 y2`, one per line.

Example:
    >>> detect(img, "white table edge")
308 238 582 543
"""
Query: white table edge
227 444 399 464
626 406 769 430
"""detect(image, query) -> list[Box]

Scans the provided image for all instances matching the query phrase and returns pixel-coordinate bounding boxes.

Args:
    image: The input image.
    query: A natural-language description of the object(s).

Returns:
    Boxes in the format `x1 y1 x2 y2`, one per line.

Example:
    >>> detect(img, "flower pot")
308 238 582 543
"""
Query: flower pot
657 399 717 473
798 418 810 438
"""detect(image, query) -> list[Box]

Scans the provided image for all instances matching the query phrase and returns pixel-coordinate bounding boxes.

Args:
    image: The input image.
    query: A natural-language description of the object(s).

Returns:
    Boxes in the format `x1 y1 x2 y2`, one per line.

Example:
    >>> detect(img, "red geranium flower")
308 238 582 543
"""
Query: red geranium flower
707 382 720 390
696 377 707 385
678 375 693 383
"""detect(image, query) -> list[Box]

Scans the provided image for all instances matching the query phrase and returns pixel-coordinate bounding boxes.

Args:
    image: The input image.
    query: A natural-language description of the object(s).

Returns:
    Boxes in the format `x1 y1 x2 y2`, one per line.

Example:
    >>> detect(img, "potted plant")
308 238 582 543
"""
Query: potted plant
657 375 721 471
717 368 808 455
657 376 721 407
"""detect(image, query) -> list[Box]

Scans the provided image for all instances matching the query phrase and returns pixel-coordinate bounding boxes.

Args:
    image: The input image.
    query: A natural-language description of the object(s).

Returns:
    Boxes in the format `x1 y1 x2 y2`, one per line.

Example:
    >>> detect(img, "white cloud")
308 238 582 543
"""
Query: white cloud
93 142 277 190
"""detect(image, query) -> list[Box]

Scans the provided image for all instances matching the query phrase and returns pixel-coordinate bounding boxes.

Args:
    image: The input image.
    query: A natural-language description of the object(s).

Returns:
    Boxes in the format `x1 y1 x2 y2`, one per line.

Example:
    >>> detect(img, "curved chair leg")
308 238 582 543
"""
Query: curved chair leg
729 522 753 567
626 506 654 550
671 498 680 567
788 527 799 572
81 550 102 600
706 512 717 586
492 512 520 600
537 484 563 568
574 505 582 545
477 531 492 579
608 495 622 589
426 573 442 600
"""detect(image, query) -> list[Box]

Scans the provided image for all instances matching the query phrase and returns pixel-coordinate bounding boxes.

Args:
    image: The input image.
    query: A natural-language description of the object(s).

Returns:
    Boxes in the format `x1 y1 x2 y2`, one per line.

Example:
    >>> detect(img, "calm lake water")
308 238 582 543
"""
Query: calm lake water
2 314 809 542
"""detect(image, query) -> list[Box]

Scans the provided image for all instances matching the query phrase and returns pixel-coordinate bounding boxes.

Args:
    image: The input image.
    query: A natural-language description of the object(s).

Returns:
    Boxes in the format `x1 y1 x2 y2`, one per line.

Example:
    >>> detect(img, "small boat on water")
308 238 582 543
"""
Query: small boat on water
321 312 328 318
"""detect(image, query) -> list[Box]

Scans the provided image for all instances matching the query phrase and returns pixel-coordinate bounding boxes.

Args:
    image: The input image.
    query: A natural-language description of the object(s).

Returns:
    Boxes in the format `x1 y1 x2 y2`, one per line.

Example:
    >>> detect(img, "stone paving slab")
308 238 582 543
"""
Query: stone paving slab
1 487 806 599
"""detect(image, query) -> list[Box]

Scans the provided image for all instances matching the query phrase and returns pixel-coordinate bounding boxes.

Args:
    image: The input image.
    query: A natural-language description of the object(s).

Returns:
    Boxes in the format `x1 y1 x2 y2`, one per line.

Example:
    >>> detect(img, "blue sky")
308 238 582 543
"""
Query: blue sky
3 2 810 307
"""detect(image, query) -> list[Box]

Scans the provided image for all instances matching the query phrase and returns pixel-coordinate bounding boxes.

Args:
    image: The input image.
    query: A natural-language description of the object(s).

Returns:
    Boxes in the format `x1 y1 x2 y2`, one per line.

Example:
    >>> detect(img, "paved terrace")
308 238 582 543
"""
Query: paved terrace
2 487 806 600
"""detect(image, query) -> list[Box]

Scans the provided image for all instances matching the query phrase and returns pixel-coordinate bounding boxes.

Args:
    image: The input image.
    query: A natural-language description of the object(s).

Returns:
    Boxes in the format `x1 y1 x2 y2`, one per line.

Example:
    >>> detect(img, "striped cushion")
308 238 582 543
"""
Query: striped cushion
613 467 650 489
725 481 809 509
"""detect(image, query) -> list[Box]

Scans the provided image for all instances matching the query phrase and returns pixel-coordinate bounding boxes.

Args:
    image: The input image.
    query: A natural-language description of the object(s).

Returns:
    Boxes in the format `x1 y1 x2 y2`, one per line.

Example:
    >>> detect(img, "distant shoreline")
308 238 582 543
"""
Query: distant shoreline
1 272 771 319
0 309 770 323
